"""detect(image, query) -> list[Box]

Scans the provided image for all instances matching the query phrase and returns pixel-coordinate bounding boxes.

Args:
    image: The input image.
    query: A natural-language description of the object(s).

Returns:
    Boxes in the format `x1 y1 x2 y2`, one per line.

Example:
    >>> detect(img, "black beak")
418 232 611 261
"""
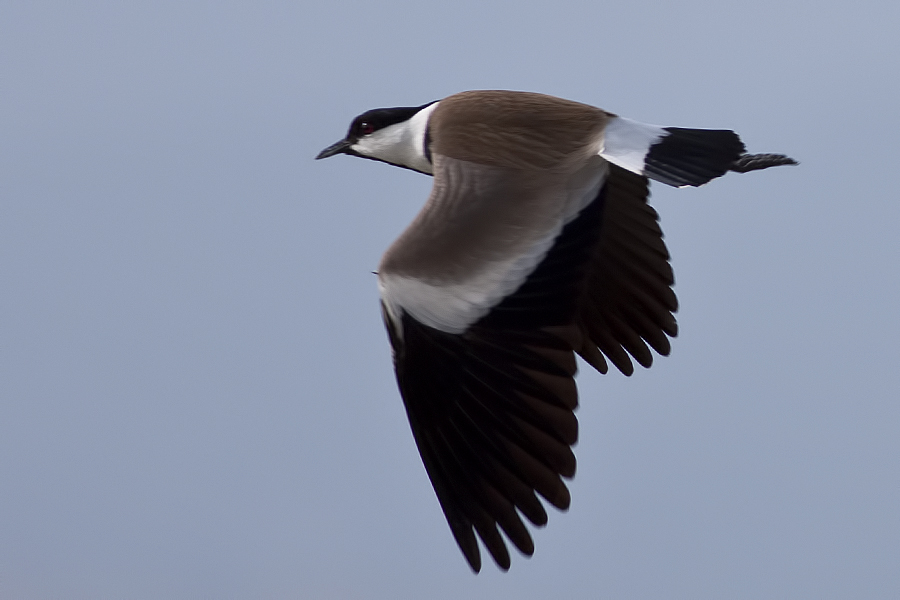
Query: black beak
316 139 353 160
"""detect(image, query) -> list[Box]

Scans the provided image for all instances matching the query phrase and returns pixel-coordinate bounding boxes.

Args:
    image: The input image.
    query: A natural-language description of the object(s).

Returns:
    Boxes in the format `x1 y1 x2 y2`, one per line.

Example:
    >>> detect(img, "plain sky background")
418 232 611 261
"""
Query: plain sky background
2 1 898 598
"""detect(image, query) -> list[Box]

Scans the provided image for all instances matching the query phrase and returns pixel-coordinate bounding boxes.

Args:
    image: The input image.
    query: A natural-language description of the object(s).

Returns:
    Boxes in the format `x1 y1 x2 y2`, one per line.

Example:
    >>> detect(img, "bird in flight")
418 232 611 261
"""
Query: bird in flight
316 90 795 572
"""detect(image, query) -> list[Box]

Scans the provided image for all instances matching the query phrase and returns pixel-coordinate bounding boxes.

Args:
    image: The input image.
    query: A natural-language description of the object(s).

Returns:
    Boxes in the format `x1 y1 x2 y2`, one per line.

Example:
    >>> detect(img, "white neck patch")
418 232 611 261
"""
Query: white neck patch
351 102 439 174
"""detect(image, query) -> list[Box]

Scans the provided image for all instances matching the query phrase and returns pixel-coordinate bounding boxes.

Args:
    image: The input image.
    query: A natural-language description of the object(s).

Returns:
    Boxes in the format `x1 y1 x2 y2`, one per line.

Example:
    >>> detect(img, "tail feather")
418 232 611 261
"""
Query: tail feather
600 116 797 188
730 153 798 173
644 127 745 187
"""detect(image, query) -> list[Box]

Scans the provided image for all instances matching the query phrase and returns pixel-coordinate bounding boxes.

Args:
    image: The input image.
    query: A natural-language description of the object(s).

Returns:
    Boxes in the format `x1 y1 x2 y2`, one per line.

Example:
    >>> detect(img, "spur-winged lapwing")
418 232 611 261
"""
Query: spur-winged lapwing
316 90 796 572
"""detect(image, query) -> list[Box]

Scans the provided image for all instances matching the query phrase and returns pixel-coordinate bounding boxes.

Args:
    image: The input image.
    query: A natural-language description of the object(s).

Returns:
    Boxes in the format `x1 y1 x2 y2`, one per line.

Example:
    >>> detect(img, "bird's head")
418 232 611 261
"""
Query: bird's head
316 101 439 174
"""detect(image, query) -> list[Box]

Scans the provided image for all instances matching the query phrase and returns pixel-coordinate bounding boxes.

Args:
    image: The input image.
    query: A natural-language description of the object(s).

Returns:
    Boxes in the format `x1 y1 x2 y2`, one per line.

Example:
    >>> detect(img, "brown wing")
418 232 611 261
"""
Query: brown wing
576 165 678 375
382 164 676 572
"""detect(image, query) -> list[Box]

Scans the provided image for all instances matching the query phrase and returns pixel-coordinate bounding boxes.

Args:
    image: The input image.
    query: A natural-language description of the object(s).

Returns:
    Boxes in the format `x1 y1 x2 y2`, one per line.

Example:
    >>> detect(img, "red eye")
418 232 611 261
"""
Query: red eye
360 122 375 135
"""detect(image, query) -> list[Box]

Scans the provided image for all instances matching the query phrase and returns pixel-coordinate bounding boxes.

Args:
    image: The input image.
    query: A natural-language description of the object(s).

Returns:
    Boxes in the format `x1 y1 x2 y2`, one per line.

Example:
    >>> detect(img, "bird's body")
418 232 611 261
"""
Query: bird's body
317 90 795 572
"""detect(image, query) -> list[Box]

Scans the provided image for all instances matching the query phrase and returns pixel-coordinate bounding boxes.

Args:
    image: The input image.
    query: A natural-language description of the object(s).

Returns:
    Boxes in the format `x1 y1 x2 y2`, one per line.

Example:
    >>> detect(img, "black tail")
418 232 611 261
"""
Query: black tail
644 127 796 187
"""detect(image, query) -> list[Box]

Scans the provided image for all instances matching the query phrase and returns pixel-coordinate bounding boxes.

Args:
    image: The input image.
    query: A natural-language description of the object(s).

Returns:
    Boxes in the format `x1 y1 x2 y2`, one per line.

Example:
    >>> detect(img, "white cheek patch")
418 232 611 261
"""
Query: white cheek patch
353 124 406 160
599 116 667 175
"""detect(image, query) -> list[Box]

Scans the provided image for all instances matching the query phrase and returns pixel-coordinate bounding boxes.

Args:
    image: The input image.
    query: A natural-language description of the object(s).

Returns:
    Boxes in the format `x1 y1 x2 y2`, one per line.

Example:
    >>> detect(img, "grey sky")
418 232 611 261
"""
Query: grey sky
1 1 898 598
